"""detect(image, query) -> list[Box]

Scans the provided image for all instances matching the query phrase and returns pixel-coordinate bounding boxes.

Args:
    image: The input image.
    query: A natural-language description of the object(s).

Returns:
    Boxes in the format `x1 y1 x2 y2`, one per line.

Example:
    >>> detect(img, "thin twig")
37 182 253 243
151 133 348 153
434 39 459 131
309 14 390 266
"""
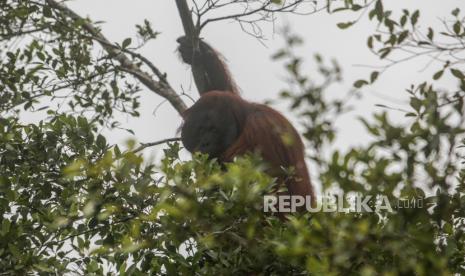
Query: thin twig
133 138 181 153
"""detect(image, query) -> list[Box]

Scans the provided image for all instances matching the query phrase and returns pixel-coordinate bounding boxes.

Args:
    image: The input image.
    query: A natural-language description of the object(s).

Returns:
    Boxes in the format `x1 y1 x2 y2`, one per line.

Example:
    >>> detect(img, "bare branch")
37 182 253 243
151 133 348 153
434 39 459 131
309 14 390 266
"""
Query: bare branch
175 0 212 96
174 0 322 92
198 0 317 30
176 0 197 37
133 138 181 153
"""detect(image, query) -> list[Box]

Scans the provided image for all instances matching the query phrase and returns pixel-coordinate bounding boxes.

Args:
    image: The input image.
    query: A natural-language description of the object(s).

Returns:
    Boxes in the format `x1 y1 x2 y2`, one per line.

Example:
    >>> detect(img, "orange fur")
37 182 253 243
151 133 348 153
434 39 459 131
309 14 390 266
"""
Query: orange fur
178 38 315 211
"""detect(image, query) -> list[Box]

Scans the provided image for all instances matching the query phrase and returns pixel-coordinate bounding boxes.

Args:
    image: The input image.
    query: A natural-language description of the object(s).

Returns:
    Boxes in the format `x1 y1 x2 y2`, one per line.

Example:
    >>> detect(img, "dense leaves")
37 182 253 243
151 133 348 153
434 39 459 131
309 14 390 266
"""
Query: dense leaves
0 0 140 125
1 0 465 275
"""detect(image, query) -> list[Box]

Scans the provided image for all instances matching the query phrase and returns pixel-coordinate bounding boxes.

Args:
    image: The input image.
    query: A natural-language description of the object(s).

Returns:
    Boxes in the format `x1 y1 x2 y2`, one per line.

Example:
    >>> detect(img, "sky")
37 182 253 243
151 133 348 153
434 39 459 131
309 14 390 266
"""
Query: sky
38 0 463 193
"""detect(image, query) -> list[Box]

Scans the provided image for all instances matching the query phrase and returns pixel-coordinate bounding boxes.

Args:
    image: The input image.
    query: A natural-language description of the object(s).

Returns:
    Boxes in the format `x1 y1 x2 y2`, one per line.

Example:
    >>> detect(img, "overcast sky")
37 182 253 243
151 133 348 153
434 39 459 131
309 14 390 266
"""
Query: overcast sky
49 0 463 193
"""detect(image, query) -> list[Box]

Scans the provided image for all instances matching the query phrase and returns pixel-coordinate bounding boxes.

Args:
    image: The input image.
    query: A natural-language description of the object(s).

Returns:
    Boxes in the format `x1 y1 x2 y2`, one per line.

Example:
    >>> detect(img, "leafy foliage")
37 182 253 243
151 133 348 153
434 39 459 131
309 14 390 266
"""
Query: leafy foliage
0 0 140 126
1 0 465 275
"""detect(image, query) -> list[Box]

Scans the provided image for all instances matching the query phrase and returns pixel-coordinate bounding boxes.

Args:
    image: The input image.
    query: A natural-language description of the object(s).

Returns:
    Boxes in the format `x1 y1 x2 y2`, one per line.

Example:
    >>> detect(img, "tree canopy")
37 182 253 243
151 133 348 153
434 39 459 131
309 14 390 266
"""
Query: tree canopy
1 0 465 275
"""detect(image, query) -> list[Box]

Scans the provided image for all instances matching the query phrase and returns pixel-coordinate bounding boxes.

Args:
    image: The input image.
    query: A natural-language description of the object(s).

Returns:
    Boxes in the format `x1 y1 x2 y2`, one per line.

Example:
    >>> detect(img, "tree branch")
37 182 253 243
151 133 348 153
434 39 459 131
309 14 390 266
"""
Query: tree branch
175 0 211 95
133 137 181 153
45 0 187 114
199 0 306 30
175 0 196 38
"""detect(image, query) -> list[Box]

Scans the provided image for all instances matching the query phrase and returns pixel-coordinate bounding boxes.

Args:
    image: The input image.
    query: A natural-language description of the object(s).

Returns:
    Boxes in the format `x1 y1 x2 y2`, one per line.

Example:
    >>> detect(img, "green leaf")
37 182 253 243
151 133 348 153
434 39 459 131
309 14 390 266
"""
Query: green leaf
410 97 422 112
433 70 444 80
370 71 379 83
451 69 464 79
43 6 52 17
272 50 287 60
114 145 121 157
122 38 132 48
354 79 369 88
427 27 434 40
8 243 21 258
411 10 420 26
1 219 11 235
6 51 15 60
397 31 409 44
37 51 46 61
405 112 417 117
337 21 355 29
88 260 99 272
453 21 461 35
374 0 384 21
96 134 107 149
400 15 407 26
367 36 374 49
352 4 362 11
332 7 349 13
379 48 391 59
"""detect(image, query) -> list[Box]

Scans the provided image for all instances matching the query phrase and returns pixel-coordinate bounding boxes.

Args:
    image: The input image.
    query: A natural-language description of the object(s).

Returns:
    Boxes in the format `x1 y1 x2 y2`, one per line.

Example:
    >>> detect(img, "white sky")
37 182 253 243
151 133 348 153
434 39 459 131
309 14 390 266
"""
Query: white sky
42 0 463 192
